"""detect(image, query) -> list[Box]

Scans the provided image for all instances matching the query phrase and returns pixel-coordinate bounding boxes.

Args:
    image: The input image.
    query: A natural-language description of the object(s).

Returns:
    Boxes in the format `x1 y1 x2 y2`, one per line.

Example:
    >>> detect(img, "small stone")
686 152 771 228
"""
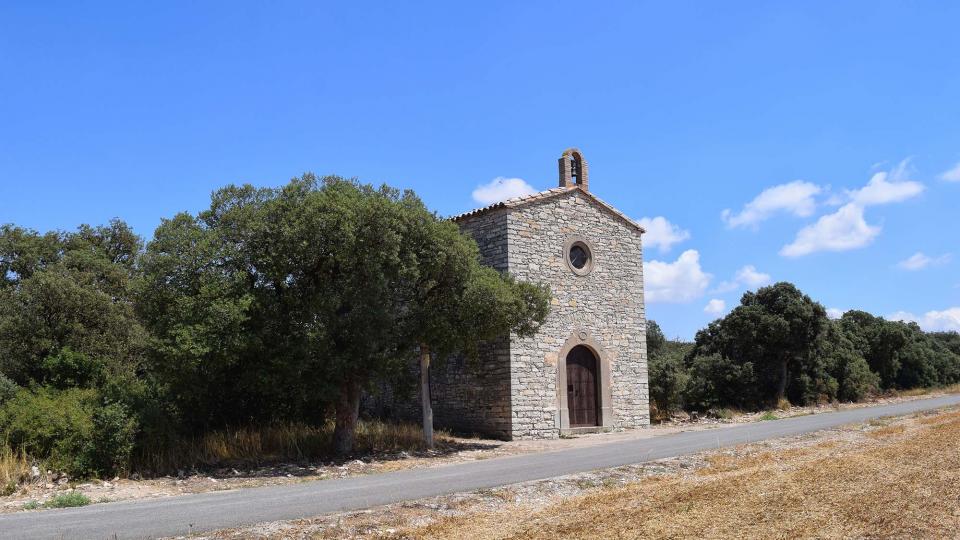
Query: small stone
30 466 40 478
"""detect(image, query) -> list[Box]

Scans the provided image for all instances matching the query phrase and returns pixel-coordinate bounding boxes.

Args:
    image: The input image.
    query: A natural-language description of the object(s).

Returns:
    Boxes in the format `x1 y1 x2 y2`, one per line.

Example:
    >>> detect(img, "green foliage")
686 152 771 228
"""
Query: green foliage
137 175 550 453
0 375 18 405
839 311 906 388
41 348 105 390
44 491 91 508
645 320 666 356
669 283 956 413
0 387 96 476
840 312 960 390
0 221 146 386
836 355 880 402
684 352 759 410
690 283 828 408
648 346 688 416
0 224 63 288
0 387 136 477
88 402 138 476
931 332 960 356
646 321 690 416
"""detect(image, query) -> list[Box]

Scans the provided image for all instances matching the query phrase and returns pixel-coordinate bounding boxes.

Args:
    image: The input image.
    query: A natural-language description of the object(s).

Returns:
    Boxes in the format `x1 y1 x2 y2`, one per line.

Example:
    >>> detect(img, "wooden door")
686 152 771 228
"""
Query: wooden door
566 345 599 427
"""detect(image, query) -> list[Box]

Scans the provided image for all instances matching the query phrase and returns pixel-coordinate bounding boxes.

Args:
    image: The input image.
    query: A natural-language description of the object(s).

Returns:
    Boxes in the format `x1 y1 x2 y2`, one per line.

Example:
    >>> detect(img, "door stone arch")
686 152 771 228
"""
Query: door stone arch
555 330 613 433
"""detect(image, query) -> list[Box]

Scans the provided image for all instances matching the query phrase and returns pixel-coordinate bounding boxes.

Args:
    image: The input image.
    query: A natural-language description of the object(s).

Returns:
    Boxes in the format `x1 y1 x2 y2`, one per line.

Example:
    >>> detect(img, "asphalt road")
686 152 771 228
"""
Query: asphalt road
4 393 960 539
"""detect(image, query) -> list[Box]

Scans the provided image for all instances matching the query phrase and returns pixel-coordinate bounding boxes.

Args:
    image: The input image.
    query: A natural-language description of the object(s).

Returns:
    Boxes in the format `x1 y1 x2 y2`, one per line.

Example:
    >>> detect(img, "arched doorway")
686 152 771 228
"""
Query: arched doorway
566 345 600 427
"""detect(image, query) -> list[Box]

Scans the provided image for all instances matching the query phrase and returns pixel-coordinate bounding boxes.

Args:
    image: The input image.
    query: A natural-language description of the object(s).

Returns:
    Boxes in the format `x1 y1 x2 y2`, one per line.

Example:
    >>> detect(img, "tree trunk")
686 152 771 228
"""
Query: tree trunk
420 344 434 449
332 379 362 457
776 357 789 403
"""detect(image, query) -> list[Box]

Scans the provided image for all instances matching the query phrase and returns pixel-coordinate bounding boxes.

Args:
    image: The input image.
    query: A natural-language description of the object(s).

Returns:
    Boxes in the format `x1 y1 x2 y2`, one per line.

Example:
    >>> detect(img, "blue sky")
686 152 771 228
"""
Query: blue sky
2 2 959 339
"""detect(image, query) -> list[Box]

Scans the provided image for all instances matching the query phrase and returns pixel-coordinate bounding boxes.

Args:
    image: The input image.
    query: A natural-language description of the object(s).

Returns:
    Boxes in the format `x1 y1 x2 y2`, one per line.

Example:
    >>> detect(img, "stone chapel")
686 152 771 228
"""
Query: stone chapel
423 149 650 439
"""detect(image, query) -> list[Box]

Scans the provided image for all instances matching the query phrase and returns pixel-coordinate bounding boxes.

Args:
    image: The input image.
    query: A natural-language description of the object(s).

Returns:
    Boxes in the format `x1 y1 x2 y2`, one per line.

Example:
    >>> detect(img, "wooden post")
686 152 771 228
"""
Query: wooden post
420 344 434 449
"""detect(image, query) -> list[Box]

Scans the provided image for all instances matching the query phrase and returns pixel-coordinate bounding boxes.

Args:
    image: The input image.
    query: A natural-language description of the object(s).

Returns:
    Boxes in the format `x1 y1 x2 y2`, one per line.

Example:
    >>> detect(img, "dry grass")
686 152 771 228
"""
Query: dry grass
866 424 906 438
133 420 454 475
0 444 30 495
398 409 960 539
893 382 960 398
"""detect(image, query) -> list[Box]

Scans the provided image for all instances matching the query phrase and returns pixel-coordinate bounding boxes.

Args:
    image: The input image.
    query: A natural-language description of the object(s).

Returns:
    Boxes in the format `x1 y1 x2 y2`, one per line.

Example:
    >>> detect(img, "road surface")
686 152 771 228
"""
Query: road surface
3 393 959 539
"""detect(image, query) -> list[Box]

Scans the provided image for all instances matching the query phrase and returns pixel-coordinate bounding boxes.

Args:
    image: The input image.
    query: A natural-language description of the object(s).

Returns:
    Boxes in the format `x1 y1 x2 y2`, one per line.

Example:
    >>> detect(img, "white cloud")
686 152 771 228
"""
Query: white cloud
710 280 740 294
709 265 773 294
704 299 726 315
826 308 844 320
824 192 846 206
644 249 712 303
722 181 822 229
888 311 916 323
888 308 960 332
471 177 537 205
848 168 924 207
780 203 881 257
637 216 691 253
897 252 951 271
940 162 960 182
778 161 924 258
734 265 772 288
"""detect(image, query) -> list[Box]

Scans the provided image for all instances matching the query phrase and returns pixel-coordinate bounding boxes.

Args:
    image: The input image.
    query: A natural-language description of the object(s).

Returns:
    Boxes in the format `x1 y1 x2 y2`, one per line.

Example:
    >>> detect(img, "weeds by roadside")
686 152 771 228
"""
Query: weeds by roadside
43 491 90 509
132 420 455 476
0 444 30 496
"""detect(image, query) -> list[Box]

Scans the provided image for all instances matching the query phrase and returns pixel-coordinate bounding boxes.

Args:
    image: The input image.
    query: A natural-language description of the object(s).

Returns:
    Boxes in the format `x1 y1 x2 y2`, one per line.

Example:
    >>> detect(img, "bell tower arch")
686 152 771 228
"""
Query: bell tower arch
558 148 589 191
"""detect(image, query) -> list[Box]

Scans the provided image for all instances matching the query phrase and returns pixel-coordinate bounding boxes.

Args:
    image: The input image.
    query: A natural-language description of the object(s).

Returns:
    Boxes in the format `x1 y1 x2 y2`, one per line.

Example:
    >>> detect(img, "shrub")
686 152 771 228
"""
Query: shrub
40 348 105 390
88 402 138 476
895 341 941 389
44 491 91 508
648 346 688 417
0 375 18 405
684 353 759 411
0 387 96 476
0 387 137 477
836 354 880 402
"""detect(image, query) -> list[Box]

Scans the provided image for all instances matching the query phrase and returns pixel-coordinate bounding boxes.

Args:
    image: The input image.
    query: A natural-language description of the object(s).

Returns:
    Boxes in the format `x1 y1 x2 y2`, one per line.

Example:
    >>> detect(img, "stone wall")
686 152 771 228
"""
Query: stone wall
506 189 649 439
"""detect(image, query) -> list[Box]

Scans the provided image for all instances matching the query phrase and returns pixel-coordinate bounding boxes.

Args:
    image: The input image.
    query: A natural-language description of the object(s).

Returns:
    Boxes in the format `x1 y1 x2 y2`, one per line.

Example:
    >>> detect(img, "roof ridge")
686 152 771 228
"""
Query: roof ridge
450 186 645 234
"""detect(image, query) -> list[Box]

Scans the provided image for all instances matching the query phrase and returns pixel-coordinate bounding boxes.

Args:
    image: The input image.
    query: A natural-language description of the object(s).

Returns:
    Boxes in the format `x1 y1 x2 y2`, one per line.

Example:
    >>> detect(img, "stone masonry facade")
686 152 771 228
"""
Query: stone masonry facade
503 187 649 438
369 149 650 440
